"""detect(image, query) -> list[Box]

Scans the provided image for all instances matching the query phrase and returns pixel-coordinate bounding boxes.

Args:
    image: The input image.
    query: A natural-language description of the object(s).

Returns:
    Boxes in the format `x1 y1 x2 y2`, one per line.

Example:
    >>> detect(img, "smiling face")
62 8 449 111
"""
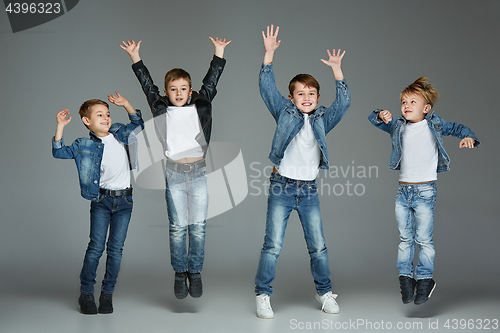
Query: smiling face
400 92 431 123
82 104 111 137
288 82 320 114
164 78 193 107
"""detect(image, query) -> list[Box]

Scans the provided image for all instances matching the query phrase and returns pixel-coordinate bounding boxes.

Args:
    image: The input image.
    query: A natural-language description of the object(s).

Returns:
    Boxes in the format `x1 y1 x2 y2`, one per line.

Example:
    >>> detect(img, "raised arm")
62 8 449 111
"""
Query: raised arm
209 37 232 59
262 24 281 65
320 49 345 81
54 109 71 142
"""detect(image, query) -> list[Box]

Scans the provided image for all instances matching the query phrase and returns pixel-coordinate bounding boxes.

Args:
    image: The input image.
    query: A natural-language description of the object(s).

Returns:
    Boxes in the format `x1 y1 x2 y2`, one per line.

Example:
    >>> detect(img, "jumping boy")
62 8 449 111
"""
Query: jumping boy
368 77 480 305
254 25 350 319
120 36 231 299
52 92 144 314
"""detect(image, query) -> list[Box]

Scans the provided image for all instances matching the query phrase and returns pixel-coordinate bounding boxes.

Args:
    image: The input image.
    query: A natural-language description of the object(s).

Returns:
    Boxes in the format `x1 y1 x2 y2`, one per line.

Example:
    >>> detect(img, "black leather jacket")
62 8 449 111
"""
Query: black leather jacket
132 55 226 155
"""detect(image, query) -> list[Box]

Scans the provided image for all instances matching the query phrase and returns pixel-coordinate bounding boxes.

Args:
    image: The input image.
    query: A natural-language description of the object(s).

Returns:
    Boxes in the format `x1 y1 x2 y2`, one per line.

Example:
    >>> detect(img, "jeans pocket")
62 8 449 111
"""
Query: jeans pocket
417 187 435 200
123 194 133 205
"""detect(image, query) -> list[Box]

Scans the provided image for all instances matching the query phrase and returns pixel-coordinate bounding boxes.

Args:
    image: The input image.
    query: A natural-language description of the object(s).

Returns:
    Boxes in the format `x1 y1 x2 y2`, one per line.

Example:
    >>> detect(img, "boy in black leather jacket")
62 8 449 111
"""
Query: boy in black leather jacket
120 37 231 300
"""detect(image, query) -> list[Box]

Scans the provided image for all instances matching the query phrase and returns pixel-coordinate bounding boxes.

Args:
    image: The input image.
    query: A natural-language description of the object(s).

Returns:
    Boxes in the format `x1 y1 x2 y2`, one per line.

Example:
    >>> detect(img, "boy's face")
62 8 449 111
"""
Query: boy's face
401 93 431 123
164 78 193 107
82 104 111 137
288 82 320 114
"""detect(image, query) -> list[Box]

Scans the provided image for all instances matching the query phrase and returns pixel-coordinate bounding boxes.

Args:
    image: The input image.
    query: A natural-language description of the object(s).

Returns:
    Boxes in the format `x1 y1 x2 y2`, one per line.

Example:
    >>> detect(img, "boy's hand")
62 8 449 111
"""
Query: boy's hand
321 49 346 80
262 24 281 64
378 110 392 124
209 37 232 59
120 40 142 64
108 91 136 114
56 109 71 126
459 137 475 148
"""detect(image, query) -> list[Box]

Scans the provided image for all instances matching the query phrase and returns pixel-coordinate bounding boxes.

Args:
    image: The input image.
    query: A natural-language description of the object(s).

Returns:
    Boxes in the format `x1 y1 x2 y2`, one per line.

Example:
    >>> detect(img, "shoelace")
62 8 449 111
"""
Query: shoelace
320 293 338 312
257 295 272 310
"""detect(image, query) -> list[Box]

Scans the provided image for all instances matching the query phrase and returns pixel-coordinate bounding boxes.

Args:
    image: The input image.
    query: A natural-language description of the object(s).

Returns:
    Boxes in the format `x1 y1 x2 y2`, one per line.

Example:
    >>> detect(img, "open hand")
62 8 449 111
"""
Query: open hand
108 91 129 107
56 109 71 126
262 24 281 53
320 49 345 69
120 40 142 63
209 37 232 58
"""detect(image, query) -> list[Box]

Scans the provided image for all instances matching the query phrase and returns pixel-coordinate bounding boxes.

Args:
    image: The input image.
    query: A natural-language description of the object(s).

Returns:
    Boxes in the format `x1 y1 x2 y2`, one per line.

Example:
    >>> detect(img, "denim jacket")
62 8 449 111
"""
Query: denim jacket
52 110 144 201
368 109 480 172
259 64 351 170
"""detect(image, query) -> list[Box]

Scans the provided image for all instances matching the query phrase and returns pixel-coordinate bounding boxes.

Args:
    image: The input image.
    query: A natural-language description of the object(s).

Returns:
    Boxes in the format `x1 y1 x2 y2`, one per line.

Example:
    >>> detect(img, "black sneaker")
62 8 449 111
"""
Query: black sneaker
188 273 203 298
174 272 188 299
414 278 436 305
78 293 97 315
399 276 417 304
98 292 113 314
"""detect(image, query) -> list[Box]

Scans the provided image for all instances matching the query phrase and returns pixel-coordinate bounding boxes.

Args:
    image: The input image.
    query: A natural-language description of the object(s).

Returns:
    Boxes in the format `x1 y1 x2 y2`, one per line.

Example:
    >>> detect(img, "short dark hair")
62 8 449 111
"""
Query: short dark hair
288 74 320 95
164 68 192 90
79 99 109 129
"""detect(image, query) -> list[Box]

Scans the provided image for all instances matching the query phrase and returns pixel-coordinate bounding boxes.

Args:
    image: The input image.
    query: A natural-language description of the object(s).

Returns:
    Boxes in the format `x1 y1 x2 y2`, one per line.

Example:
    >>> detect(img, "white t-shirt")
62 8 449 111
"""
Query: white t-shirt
99 134 130 190
165 105 204 160
399 120 438 183
278 113 321 181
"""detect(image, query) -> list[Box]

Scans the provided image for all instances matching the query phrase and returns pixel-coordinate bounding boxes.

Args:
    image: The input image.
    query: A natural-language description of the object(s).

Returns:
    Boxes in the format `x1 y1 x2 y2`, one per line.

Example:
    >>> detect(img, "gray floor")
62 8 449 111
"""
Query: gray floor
2 267 499 333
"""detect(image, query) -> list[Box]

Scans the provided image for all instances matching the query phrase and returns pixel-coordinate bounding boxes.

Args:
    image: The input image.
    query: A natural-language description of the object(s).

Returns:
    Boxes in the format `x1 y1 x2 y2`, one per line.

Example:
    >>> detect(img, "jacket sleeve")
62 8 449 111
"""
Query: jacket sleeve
132 60 163 116
52 137 79 160
323 79 351 133
197 55 226 102
368 109 395 134
259 63 289 122
437 114 481 148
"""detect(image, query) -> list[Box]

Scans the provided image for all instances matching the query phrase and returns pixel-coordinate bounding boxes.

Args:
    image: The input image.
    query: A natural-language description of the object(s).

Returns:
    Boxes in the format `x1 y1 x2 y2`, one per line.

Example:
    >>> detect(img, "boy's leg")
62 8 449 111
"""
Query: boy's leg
255 175 294 296
80 198 112 296
295 181 332 296
395 185 417 278
101 194 133 295
186 166 208 274
165 170 189 273
413 182 437 280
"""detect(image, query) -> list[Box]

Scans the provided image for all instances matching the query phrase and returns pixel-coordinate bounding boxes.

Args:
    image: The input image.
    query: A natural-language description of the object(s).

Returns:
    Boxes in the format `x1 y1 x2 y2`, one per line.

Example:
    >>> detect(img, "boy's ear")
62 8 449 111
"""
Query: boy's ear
288 94 293 100
82 116 90 126
423 104 431 114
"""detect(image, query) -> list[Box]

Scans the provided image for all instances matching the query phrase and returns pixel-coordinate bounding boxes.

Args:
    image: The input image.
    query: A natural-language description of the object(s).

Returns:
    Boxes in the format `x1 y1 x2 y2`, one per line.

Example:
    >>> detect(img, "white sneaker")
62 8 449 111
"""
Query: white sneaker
256 294 274 319
316 291 340 314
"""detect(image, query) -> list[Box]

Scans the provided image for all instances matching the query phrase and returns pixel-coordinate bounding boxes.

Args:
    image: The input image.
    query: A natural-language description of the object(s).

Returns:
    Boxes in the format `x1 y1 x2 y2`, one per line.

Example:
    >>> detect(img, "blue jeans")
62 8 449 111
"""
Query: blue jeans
395 182 437 280
165 163 208 273
80 193 133 295
255 173 332 296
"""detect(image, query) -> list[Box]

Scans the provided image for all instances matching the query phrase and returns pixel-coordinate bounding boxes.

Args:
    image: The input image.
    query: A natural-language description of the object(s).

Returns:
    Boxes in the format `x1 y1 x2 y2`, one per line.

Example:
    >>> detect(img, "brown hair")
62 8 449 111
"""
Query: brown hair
79 99 109 129
288 74 320 96
164 68 192 90
400 77 439 107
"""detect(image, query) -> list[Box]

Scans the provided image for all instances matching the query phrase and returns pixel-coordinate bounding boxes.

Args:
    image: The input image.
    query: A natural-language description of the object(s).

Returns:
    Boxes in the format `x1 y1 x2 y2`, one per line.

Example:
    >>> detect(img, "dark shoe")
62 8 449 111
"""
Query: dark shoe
174 272 188 299
188 272 203 298
78 293 97 315
399 276 417 304
414 278 436 305
98 292 113 314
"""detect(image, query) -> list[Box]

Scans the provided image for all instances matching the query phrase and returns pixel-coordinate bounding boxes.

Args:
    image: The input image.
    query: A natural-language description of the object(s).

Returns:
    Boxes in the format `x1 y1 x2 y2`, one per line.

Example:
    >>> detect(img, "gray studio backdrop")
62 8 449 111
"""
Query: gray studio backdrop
1 0 498 332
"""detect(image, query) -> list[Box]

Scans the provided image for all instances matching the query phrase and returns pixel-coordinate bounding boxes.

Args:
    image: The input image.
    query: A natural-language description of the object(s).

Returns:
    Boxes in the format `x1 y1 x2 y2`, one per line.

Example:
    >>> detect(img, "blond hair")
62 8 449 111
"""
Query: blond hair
400 77 439 107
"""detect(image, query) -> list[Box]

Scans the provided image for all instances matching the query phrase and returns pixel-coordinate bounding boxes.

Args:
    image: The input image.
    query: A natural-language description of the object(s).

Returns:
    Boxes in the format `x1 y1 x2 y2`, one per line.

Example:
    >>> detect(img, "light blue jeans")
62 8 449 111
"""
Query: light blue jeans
255 173 332 296
395 181 437 280
165 162 208 273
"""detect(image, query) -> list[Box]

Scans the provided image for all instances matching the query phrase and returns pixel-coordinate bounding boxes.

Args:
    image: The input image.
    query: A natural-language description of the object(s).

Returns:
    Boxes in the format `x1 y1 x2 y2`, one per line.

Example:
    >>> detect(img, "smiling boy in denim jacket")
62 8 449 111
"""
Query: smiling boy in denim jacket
254 25 350 319
52 92 144 314
368 77 480 305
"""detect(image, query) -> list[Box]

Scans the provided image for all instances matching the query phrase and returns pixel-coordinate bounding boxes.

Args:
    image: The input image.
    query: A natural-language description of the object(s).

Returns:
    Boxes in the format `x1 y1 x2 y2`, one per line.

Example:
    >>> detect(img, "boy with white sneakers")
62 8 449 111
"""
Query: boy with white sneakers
254 25 351 318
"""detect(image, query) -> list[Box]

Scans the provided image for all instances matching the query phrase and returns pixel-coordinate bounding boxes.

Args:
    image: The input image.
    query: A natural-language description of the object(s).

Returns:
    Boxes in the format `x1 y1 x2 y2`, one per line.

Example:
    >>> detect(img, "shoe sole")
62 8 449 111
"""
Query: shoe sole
257 313 274 319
